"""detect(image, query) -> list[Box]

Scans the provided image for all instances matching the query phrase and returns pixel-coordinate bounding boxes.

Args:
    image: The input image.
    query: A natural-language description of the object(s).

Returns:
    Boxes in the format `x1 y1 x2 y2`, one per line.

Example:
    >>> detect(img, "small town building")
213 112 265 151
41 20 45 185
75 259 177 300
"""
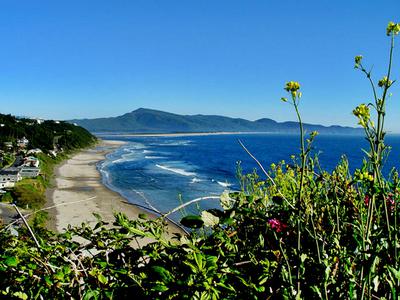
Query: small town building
17 137 29 148
0 167 22 186
19 167 40 178
23 156 40 168
0 181 15 188
27 148 42 155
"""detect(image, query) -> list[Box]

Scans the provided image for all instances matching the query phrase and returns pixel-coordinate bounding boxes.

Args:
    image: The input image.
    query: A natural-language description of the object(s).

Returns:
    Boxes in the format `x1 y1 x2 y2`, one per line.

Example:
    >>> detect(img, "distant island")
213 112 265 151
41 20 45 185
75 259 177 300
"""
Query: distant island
69 108 362 135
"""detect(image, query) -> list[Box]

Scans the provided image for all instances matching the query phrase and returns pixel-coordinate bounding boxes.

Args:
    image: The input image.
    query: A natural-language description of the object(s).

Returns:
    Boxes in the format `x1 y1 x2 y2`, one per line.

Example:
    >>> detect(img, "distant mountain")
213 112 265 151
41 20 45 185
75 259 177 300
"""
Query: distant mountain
69 108 362 135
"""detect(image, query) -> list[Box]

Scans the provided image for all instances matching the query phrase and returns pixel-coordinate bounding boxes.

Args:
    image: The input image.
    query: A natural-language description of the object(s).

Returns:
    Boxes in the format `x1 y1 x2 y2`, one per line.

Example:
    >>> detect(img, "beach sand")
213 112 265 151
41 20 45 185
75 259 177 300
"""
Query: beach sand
46 140 182 241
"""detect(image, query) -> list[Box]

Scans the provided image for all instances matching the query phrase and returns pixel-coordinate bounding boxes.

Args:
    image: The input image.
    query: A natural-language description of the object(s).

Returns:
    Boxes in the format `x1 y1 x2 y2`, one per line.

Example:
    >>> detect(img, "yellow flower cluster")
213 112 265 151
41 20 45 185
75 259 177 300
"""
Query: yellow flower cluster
355 169 374 182
378 76 393 88
284 81 301 99
285 81 300 92
387 21 400 36
354 55 363 68
353 104 371 128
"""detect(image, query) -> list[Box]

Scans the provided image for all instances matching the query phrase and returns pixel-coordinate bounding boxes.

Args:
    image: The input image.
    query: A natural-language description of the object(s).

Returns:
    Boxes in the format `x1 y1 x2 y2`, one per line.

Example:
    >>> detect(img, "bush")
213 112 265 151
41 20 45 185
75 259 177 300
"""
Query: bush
12 182 45 209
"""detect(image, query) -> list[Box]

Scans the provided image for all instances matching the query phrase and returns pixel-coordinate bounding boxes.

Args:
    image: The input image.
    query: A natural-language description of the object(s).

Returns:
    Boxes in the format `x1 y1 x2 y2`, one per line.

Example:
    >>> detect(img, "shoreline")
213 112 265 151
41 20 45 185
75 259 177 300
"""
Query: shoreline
46 140 182 237
95 131 366 138
96 131 273 138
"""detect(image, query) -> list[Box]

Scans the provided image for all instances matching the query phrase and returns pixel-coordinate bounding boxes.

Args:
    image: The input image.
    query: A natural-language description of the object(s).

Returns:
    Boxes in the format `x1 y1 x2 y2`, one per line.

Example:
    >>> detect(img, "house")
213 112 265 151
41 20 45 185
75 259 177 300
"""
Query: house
19 167 40 178
27 148 42 155
4 142 13 150
17 137 29 148
23 156 40 168
0 167 22 188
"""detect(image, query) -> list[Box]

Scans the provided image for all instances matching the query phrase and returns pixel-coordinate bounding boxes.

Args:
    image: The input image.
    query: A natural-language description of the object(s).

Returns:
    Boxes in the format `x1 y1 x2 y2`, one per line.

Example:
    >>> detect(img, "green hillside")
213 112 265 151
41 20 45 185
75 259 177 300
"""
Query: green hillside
70 108 362 135
0 114 97 151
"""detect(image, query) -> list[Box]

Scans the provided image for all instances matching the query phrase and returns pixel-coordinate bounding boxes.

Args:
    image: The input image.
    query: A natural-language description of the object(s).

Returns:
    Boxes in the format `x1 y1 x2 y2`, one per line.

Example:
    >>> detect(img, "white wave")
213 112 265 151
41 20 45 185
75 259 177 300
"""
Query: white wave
190 177 203 184
99 168 110 182
156 164 196 177
112 152 139 164
143 150 154 154
217 181 233 188
163 141 192 146
145 156 165 159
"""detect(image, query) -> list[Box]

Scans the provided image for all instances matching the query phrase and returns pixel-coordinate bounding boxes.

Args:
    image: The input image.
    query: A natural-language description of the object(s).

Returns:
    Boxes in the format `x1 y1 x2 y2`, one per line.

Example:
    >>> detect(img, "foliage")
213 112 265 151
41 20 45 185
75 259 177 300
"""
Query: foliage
0 22 400 299
0 114 97 152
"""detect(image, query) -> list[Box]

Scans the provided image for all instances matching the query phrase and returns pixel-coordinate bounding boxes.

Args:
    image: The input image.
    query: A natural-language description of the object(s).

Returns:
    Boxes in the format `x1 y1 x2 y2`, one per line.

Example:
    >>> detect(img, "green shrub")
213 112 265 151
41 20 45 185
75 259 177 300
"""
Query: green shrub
12 183 45 209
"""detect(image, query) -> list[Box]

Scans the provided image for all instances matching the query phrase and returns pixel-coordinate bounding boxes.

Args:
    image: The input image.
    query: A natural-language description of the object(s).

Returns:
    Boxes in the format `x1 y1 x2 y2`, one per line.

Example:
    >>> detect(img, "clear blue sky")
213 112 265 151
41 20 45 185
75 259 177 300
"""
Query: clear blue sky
0 1 399 131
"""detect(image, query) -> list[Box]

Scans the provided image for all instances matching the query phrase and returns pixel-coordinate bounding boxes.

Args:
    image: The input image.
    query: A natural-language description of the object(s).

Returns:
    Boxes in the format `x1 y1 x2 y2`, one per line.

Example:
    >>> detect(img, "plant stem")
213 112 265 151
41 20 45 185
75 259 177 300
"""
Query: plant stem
293 100 306 296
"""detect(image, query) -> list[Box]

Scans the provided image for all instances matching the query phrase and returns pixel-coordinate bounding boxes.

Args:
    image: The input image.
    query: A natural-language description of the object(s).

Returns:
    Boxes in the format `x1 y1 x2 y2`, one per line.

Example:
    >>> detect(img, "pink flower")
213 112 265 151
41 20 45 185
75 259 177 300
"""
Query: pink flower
268 218 287 233
364 195 370 206
387 194 395 211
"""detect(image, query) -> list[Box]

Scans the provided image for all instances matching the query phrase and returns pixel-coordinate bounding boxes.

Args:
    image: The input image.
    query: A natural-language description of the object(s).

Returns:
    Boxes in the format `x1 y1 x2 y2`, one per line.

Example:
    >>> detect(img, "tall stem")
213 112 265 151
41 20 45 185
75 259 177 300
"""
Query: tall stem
294 102 306 202
293 100 306 296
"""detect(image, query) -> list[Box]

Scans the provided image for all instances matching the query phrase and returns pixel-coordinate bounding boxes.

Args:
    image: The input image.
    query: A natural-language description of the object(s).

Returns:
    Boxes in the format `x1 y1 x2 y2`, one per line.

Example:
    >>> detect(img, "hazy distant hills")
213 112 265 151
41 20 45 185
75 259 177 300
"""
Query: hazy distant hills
69 108 362 135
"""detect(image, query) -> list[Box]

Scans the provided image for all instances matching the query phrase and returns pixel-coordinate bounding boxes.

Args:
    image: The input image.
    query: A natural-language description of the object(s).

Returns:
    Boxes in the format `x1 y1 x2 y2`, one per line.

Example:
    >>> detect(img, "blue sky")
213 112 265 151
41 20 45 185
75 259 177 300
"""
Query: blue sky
0 1 399 131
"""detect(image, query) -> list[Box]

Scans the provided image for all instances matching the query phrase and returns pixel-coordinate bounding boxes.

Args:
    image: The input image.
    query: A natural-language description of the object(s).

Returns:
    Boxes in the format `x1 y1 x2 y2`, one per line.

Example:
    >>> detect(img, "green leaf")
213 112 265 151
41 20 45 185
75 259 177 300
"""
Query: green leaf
220 191 235 210
372 275 380 292
201 211 219 227
83 290 100 300
152 284 169 292
5 256 18 267
12 291 28 300
388 266 400 281
151 266 173 282
180 215 204 228
97 273 108 285
138 213 147 219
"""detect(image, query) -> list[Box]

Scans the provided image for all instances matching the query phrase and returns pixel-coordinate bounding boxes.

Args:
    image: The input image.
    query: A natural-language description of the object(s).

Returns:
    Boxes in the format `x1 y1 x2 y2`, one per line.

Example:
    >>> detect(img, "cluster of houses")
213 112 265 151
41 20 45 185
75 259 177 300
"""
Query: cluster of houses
0 137 42 190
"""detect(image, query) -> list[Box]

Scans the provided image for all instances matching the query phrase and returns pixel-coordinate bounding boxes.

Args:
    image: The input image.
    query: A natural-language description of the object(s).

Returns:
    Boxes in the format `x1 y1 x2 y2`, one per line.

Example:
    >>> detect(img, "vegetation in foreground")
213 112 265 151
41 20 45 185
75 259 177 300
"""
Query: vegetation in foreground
1 22 400 299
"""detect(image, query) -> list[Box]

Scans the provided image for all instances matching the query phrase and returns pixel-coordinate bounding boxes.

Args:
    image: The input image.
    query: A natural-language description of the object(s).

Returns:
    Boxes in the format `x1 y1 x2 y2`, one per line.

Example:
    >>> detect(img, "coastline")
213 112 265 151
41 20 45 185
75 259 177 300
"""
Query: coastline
96 131 273 138
46 140 182 237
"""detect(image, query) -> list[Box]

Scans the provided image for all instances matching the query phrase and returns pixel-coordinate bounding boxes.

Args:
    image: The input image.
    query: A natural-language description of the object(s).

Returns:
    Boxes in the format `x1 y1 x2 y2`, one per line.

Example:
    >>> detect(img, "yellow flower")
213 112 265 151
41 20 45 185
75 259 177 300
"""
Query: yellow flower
284 81 301 92
387 21 400 36
378 76 393 88
354 55 363 68
353 104 371 128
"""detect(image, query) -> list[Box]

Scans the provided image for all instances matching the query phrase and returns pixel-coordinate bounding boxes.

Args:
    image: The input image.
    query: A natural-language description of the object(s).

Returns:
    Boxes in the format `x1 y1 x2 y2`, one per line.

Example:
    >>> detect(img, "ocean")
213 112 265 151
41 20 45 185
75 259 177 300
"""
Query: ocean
97 134 400 222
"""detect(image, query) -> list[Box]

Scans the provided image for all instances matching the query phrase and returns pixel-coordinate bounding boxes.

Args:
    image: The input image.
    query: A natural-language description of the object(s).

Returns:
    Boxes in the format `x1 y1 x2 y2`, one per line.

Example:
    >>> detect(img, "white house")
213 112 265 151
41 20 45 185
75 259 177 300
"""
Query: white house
0 167 22 187
19 167 40 178
27 148 42 155
23 156 40 168
17 137 29 148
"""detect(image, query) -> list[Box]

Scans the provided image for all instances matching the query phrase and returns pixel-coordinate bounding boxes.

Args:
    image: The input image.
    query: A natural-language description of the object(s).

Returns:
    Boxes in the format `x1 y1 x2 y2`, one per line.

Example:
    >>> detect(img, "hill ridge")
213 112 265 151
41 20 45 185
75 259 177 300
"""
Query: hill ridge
69 108 362 135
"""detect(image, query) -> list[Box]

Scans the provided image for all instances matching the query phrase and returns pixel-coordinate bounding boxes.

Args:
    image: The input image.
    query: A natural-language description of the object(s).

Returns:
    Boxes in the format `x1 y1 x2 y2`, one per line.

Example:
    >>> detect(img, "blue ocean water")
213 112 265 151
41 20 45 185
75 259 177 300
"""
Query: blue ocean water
97 134 400 221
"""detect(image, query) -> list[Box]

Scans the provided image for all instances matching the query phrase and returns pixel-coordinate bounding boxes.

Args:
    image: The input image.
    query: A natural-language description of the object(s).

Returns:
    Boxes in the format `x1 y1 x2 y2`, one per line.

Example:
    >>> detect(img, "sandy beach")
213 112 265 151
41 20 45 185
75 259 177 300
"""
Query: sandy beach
46 140 181 238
